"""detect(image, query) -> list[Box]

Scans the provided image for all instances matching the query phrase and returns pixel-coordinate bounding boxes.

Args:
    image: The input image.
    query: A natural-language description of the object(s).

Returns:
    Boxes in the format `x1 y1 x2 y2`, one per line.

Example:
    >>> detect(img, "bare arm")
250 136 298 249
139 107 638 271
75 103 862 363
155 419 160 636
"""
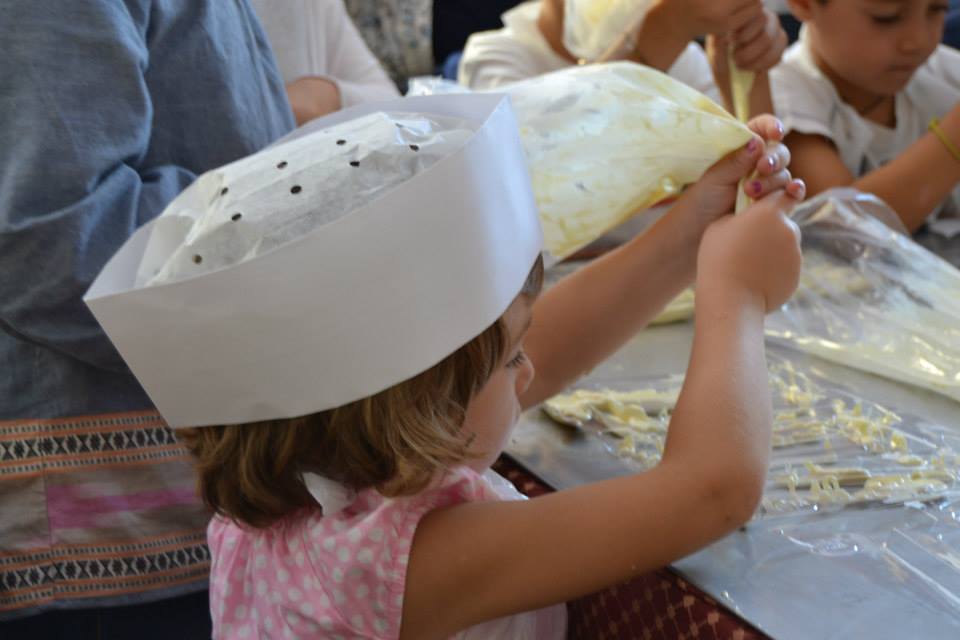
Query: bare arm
520 116 798 407
788 103 960 231
519 202 699 407
400 191 802 640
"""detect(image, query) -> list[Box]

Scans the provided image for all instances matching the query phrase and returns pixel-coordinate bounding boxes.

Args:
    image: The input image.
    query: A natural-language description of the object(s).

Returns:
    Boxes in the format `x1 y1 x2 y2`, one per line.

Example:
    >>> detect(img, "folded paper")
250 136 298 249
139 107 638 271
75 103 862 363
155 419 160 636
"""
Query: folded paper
86 94 542 428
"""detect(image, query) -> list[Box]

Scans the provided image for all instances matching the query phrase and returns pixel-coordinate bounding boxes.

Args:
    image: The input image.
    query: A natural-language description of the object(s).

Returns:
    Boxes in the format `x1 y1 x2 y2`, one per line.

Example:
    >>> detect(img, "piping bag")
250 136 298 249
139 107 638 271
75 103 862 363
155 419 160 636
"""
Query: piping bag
728 44 755 213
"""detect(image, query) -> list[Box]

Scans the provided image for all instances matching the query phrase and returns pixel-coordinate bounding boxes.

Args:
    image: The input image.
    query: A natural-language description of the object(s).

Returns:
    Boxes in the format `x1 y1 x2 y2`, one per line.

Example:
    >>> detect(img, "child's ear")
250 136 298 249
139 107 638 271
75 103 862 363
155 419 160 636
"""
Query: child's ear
786 0 817 22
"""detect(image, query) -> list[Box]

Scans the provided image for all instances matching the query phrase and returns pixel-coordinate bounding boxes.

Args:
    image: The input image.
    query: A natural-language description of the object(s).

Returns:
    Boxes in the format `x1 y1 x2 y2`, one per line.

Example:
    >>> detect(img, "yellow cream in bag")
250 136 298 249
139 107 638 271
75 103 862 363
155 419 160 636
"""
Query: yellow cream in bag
500 62 752 262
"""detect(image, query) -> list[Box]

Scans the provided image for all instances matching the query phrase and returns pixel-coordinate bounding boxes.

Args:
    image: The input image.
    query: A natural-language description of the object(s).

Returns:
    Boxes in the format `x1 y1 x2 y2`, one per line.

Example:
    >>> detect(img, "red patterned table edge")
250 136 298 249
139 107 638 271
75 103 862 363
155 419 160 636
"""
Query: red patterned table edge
492 455 771 640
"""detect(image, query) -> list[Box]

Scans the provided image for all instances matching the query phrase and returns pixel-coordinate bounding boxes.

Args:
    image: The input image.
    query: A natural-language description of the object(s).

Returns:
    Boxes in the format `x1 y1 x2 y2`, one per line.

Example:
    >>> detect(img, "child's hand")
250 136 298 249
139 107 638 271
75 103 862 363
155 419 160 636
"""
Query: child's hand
709 9 788 76
667 0 765 41
677 115 803 233
697 190 803 312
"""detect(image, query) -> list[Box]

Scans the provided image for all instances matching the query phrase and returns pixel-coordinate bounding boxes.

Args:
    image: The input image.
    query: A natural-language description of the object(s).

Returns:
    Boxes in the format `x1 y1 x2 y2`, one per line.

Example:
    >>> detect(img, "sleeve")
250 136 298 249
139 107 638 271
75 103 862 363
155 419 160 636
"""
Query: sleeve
769 58 837 141
924 45 960 94
0 2 198 372
318 0 400 107
458 27 565 90
667 43 723 105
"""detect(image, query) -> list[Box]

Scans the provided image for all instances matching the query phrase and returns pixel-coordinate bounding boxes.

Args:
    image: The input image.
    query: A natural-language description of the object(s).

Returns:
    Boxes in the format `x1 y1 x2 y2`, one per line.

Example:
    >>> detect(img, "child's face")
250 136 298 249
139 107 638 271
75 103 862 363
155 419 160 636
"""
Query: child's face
793 0 948 96
461 296 536 471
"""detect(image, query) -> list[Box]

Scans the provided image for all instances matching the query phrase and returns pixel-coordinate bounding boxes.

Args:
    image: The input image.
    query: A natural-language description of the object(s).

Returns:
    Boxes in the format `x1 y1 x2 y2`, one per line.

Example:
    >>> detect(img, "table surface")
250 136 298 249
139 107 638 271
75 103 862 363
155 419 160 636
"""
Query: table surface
916 229 960 268
507 233 960 640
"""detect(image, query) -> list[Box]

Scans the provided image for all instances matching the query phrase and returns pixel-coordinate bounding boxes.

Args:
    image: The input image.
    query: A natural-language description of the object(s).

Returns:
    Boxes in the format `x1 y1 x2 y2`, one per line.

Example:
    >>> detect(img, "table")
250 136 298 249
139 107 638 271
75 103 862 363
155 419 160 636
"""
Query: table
916 228 960 268
506 232 960 639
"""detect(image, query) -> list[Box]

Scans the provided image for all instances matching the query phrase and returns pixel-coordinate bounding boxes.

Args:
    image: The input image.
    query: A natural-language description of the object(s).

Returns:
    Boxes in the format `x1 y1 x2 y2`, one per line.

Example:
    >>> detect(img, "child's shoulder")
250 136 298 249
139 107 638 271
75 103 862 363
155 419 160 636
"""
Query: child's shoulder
770 40 833 96
770 41 838 138
914 45 960 92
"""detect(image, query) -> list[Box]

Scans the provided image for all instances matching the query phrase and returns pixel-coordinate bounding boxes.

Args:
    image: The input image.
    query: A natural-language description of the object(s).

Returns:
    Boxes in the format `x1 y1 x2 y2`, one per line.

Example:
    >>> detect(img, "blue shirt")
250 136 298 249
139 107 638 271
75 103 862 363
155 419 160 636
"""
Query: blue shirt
0 0 294 618
0 0 295 421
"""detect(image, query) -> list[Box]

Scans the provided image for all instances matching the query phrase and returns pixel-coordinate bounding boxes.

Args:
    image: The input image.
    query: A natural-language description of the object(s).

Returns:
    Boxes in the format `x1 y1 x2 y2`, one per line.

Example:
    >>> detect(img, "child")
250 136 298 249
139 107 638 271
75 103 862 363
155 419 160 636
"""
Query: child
460 0 788 118
772 0 960 232
87 95 803 639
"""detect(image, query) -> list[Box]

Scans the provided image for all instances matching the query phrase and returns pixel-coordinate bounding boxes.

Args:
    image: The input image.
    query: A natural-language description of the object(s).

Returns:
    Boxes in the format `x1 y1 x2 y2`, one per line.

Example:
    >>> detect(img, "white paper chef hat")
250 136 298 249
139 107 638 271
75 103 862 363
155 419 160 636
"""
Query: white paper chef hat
85 94 542 428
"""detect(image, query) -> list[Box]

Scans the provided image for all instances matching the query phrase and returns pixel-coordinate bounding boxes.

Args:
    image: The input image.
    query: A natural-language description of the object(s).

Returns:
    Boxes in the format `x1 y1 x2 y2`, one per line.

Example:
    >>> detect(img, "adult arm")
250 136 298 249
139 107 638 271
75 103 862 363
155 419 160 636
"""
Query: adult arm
0 2 197 372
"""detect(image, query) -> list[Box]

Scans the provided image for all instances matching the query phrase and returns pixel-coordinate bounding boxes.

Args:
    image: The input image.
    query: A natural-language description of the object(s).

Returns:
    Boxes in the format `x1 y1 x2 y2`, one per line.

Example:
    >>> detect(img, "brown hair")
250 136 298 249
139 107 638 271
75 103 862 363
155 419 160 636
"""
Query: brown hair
179 255 544 528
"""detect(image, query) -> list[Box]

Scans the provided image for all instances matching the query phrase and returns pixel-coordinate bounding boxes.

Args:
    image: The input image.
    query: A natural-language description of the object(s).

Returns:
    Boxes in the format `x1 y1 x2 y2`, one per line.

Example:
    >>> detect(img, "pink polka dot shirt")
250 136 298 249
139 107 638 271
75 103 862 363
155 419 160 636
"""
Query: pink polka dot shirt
208 466 567 639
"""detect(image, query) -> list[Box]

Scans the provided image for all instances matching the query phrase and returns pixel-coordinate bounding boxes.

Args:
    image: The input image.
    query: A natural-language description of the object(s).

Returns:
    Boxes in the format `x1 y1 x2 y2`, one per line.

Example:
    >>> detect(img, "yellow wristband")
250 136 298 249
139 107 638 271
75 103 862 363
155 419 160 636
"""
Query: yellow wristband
929 117 960 163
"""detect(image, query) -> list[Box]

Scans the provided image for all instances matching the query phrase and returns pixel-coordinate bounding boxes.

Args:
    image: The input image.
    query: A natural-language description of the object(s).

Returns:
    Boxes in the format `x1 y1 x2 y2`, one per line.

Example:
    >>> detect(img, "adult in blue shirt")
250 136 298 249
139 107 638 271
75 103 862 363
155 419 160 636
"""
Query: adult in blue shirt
0 1 293 636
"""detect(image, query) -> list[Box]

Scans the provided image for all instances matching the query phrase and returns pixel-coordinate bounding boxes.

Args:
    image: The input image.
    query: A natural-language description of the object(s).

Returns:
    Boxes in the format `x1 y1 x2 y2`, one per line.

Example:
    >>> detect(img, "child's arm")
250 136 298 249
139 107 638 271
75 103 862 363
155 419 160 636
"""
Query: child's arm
401 190 802 640
788 102 960 232
520 116 799 407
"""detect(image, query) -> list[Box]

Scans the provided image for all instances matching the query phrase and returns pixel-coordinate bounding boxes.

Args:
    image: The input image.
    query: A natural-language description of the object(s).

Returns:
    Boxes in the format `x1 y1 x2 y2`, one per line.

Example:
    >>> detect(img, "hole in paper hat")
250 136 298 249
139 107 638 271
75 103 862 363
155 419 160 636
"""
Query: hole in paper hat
336 139 346 146
349 161 360 167
277 161 288 169
193 255 203 264
220 187 229 196
290 185 302 194
409 144 420 151
231 213 242 221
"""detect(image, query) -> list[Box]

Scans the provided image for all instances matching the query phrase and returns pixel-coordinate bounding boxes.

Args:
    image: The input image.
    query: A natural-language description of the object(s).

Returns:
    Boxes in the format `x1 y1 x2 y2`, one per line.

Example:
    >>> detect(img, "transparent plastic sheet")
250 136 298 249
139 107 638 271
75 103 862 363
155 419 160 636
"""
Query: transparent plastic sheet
562 0 654 62
541 352 960 631
542 351 960 518
410 63 752 264
766 189 960 404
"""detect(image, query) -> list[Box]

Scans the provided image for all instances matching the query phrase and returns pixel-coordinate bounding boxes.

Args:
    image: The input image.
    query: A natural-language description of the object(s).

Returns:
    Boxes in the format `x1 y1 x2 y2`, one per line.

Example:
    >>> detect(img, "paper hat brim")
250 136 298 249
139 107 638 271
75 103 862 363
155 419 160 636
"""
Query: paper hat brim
85 94 542 428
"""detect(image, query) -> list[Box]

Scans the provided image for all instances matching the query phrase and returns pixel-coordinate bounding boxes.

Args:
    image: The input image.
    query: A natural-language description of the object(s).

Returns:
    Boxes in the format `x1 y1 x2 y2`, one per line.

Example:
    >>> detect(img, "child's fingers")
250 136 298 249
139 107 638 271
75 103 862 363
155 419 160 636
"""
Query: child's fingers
755 141 791 176
733 37 773 69
746 170 791 199
733 12 766 45
786 178 807 201
734 31 787 71
746 115 785 143
703 135 764 186
727 1 765 34
750 188 804 230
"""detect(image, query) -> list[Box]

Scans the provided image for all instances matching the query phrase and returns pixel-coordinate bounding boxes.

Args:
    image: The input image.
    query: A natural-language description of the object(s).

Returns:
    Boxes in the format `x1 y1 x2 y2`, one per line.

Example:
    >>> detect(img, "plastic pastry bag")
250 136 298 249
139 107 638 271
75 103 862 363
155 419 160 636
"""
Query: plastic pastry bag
410 64 753 263
766 189 960 403
562 0 654 62
505 62 752 263
412 66 752 263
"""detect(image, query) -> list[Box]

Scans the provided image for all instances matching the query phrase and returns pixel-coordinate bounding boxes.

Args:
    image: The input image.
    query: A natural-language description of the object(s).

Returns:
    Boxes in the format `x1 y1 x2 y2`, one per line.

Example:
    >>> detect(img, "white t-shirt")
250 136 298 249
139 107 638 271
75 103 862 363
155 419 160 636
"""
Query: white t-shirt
771 26 960 219
458 0 722 104
251 0 400 109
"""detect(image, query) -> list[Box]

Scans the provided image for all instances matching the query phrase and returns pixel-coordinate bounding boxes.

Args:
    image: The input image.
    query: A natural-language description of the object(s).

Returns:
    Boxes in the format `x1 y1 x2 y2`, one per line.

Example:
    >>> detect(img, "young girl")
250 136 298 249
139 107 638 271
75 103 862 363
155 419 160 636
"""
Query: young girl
772 0 960 231
88 95 803 639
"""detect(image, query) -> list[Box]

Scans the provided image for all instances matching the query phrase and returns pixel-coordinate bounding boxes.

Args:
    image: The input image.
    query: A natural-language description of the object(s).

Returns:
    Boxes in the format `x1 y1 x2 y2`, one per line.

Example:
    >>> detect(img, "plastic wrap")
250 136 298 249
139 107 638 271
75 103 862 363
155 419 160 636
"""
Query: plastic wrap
412 63 753 263
542 352 960 518
562 0 653 62
767 189 960 404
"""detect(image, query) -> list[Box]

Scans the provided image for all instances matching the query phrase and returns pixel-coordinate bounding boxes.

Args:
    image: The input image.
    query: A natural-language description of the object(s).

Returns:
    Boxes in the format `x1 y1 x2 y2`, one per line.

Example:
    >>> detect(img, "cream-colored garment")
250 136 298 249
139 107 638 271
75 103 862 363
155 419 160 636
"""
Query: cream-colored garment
251 0 399 107
458 0 722 104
